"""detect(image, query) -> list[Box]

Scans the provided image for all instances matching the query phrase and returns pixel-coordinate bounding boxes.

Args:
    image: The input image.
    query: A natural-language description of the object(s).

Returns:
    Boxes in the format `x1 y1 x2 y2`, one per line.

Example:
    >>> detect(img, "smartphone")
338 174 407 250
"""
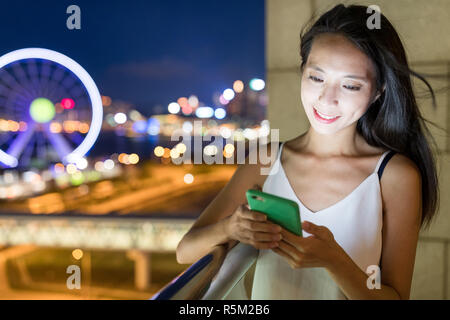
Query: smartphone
246 189 302 236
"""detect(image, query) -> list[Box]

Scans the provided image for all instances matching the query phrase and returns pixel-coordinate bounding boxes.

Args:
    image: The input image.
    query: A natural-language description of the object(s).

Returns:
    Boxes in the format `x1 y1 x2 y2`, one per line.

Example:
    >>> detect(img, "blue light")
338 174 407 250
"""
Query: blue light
132 120 147 134
195 106 214 118
214 108 226 119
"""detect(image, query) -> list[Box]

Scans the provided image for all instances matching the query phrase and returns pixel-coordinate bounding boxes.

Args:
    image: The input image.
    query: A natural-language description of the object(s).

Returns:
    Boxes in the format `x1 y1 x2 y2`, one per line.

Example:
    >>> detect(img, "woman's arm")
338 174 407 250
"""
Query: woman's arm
176 142 277 264
326 154 422 299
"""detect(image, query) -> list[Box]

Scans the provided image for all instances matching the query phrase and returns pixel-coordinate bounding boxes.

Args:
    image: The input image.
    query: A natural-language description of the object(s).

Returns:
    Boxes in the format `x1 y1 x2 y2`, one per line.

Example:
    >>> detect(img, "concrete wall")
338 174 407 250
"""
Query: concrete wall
266 0 450 299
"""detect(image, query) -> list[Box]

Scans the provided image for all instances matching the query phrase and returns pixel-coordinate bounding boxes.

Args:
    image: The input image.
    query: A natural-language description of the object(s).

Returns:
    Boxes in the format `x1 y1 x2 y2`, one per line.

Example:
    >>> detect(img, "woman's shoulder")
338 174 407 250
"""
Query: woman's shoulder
381 152 421 182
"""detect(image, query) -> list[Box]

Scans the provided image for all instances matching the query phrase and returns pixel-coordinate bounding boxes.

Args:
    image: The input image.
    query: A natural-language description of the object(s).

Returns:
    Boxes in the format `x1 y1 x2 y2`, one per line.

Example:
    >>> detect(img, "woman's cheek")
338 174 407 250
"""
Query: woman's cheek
300 80 319 105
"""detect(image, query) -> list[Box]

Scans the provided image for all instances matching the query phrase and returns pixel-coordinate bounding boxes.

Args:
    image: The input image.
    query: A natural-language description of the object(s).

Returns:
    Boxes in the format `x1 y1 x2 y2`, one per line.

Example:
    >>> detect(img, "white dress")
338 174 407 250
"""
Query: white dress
249 142 395 299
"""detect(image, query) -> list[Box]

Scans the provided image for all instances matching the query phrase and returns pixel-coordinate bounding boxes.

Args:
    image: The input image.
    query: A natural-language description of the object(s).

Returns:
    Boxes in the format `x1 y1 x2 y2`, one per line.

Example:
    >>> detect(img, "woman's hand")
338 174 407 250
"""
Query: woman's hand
272 221 348 270
224 204 283 250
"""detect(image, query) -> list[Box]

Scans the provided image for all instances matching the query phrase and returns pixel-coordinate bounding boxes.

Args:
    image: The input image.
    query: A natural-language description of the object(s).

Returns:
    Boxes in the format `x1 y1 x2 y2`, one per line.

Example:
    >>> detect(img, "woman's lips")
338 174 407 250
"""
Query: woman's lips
313 107 340 124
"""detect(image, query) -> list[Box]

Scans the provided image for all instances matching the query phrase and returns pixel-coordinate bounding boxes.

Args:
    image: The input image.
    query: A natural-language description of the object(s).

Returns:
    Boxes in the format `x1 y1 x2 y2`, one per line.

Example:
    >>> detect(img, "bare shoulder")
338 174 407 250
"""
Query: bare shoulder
380 152 422 222
381 153 422 185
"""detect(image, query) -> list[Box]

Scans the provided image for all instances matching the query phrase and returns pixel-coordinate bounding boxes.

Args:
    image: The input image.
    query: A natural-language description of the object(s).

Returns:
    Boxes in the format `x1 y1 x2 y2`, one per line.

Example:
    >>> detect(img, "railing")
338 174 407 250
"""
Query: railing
151 242 259 300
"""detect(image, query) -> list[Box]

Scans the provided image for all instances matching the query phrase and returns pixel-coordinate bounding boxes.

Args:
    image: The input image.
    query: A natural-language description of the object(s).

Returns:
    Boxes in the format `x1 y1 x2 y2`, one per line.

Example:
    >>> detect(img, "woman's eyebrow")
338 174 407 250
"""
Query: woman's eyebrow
307 64 368 83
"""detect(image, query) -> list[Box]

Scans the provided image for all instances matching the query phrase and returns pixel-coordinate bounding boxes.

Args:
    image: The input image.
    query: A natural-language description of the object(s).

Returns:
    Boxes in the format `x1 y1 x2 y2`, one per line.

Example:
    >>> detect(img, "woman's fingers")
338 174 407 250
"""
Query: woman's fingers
240 219 281 234
241 229 282 242
239 206 267 222
240 235 279 249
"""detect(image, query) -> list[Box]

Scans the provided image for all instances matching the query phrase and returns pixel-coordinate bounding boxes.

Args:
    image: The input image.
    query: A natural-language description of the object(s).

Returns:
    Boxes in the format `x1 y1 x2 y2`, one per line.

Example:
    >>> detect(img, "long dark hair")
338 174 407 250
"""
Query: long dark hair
299 4 446 230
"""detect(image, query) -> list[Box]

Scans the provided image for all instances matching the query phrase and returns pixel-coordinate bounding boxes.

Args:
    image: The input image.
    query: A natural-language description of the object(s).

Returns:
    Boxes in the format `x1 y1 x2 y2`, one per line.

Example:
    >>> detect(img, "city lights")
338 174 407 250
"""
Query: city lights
154 146 164 157
61 98 75 109
223 88 235 101
29 98 55 123
168 102 181 114
249 78 265 91
103 159 115 170
195 106 214 118
214 108 226 119
233 80 244 93
72 248 83 260
183 173 194 184
114 112 127 124
75 157 88 170
188 95 199 108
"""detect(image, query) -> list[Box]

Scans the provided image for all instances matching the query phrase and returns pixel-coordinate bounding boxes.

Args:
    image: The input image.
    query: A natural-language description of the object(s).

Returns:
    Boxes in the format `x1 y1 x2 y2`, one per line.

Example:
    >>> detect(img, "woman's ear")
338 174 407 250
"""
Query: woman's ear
372 84 386 104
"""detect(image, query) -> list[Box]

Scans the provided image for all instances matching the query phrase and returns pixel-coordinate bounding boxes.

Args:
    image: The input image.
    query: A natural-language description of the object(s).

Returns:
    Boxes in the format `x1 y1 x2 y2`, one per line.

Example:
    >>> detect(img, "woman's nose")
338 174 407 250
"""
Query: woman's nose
319 84 339 106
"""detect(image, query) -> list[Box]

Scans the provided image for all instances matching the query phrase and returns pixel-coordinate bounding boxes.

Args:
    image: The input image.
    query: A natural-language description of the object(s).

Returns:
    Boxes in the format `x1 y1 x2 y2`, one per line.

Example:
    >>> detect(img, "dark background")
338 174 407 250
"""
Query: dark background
0 0 265 115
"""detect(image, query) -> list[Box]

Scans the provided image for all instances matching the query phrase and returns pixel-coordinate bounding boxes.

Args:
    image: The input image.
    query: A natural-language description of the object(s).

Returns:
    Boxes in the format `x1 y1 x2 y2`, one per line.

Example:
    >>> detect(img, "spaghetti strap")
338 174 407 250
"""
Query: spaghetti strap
377 151 396 180
277 141 284 160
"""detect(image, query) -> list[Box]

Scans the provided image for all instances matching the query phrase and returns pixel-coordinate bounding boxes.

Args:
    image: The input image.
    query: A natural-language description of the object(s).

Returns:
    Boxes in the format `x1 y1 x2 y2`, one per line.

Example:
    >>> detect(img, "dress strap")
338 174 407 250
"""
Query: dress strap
376 150 397 180
278 141 284 161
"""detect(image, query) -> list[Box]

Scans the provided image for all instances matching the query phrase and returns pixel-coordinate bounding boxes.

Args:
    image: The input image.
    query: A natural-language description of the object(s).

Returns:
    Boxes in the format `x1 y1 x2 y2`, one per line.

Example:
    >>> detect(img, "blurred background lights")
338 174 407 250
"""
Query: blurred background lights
188 95 199 108
162 148 171 158
128 153 139 164
223 88 235 100
181 105 193 115
54 163 65 175
168 102 181 114
182 121 193 133
29 98 55 123
177 97 188 108
72 248 83 260
233 80 244 93
101 95 112 107
219 95 229 105
249 78 265 91
147 118 160 135
219 126 232 139
118 153 129 164
129 110 142 121
175 143 187 154
214 108 226 119
94 161 104 172
66 164 77 175
184 173 194 184
195 106 214 118
170 148 180 159
114 112 127 124
103 159 115 170
75 157 88 170
243 128 258 140
132 120 147 134
61 98 75 109
224 143 235 154
204 145 218 156
154 146 164 157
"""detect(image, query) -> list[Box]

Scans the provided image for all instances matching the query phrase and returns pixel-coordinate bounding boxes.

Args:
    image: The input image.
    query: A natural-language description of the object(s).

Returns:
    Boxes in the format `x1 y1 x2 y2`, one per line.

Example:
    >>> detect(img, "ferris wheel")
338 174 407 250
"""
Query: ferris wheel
0 48 103 169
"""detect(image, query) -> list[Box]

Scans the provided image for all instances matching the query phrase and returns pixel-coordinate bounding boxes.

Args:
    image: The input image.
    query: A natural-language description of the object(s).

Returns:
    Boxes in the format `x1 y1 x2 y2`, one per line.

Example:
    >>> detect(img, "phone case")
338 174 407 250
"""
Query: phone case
246 189 302 236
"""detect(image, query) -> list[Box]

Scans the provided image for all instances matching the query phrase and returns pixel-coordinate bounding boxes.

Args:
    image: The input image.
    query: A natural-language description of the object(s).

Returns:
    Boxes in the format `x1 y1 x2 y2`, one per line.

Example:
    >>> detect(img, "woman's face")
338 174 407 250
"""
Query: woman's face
300 33 379 135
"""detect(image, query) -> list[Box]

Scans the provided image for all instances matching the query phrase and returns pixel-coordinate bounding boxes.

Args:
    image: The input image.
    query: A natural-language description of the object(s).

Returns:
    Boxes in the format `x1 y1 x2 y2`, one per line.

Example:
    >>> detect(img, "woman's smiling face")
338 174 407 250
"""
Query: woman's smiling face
301 33 379 135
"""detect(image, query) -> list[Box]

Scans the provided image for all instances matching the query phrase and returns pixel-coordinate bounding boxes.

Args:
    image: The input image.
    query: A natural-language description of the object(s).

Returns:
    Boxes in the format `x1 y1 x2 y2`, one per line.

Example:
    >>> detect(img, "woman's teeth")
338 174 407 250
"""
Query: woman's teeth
315 108 338 119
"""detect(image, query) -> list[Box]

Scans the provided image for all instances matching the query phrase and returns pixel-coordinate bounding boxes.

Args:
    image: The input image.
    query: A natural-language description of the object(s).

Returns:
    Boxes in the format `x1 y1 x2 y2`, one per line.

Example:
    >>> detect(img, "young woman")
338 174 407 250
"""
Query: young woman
176 4 441 300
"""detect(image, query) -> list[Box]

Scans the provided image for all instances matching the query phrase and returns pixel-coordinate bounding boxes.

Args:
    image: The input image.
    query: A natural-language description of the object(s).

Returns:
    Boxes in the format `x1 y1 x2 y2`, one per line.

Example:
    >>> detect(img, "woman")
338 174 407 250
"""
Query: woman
176 4 440 300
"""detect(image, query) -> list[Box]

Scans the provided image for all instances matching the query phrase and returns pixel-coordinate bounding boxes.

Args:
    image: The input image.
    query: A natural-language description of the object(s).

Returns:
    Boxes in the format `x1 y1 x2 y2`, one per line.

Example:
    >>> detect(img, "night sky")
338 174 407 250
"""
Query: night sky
0 0 265 116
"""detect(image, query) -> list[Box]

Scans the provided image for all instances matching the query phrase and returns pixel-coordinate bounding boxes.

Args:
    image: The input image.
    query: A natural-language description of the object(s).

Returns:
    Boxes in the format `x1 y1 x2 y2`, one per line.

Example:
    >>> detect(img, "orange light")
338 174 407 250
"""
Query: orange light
102 96 112 107
8 120 19 132
118 153 128 164
177 97 188 108
50 122 62 133
79 123 89 134
19 121 28 131
162 148 171 158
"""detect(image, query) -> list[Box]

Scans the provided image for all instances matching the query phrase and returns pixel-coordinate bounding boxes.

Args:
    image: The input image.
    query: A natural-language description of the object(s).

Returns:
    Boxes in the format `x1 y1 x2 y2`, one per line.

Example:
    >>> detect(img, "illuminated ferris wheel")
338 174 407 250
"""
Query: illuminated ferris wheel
0 48 103 169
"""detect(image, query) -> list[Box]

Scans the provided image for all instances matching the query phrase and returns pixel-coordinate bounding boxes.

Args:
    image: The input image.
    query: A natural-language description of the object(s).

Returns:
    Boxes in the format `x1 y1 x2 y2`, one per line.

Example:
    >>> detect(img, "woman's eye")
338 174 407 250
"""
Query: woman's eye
308 75 323 82
343 85 361 91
